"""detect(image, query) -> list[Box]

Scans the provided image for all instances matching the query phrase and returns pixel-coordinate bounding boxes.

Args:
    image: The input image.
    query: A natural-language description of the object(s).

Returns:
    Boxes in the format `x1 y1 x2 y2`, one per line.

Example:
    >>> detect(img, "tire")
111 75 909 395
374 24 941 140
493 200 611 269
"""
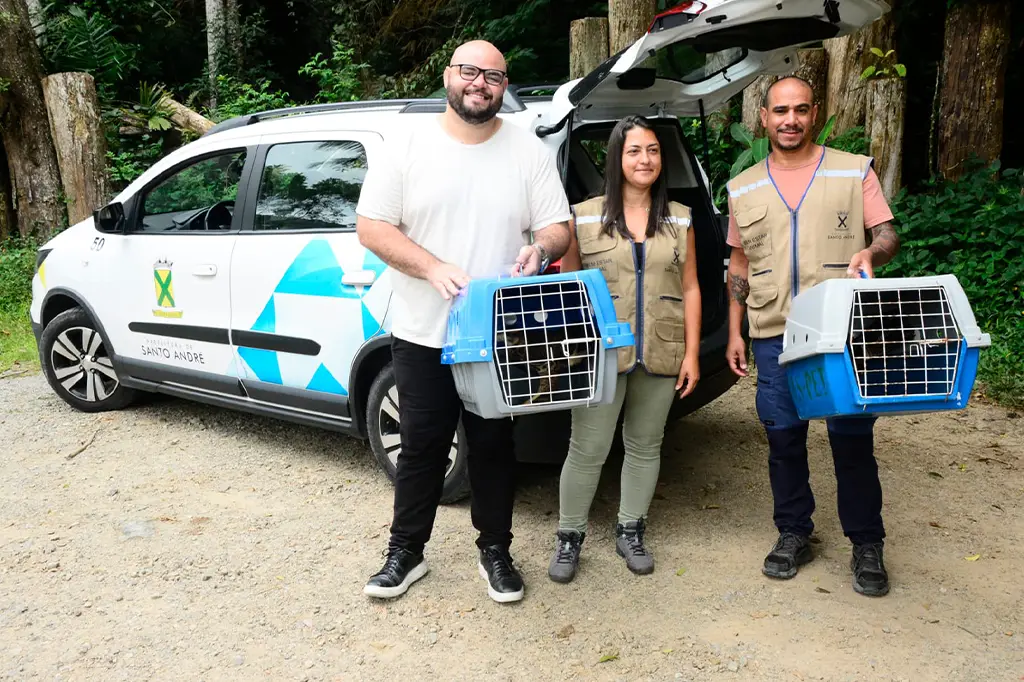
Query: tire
366 362 470 504
39 307 137 413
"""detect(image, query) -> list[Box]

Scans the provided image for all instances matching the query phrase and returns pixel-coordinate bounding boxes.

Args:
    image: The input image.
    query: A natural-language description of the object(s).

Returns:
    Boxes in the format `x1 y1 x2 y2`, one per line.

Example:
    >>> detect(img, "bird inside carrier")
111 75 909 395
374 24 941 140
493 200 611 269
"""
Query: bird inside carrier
847 286 962 399
492 279 601 408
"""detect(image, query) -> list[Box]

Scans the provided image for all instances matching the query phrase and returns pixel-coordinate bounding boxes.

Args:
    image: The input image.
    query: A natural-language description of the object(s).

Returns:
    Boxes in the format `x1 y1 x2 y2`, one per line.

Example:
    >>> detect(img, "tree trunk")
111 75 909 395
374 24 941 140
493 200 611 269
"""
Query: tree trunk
225 0 242 59
206 0 226 109
865 78 906 200
608 0 656 56
0 140 13 242
0 0 66 240
823 9 896 136
167 98 215 135
937 0 1011 180
742 75 772 136
23 0 43 44
741 48 829 138
570 17 609 80
41 73 108 225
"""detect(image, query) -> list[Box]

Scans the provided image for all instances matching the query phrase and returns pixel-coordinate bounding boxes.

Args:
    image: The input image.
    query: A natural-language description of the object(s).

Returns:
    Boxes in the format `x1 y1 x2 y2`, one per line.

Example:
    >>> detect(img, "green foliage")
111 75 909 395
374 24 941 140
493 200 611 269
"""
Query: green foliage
39 5 137 92
885 161 1024 406
0 78 10 94
211 76 296 121
105 138 162 189
728 122 771 179
120 82 174 131
0 240 38 372
0 239 36 315
298 40 368 103
860 47 907 82
824 126 871 156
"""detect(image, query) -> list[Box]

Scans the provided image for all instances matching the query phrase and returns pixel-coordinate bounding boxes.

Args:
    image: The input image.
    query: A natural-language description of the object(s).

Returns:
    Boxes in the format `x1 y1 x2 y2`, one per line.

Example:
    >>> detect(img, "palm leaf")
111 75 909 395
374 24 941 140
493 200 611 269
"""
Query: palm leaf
816 115 837 145
752 137 770 162
730 122 754 148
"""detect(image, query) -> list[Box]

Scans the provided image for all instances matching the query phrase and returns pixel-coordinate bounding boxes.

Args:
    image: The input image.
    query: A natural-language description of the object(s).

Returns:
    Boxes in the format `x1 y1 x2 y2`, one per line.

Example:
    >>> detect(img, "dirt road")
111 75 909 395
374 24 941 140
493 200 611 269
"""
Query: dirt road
1 372 1022 681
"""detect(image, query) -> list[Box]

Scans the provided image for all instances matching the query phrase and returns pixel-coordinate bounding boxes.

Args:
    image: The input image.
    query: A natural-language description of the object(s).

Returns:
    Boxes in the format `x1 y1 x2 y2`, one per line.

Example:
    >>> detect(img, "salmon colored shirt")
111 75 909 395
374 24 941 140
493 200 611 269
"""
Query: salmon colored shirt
726 147 895 249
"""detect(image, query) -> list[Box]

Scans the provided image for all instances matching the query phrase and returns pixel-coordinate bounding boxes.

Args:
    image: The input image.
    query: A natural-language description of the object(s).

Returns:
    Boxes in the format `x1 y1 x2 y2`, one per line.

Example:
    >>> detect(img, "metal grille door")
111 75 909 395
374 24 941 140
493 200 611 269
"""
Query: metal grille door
492 279 601 408
847 286 962 398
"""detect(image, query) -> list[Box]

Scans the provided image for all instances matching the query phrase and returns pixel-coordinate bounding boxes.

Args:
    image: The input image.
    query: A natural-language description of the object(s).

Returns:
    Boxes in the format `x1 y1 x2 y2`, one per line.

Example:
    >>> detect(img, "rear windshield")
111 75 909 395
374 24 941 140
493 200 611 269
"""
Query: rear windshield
657 44 747 84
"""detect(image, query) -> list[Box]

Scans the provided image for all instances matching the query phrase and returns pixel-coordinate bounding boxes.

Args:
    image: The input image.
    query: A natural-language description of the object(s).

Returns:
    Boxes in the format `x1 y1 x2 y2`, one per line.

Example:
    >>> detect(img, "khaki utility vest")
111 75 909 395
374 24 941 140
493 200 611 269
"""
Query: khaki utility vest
727 147 871 338
573 197 692 376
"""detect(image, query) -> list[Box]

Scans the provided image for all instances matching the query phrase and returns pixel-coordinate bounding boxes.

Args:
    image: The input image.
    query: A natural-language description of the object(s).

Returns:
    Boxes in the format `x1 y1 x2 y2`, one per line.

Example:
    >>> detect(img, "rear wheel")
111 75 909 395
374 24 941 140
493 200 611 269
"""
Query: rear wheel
39 308 137 412
366 362 470 504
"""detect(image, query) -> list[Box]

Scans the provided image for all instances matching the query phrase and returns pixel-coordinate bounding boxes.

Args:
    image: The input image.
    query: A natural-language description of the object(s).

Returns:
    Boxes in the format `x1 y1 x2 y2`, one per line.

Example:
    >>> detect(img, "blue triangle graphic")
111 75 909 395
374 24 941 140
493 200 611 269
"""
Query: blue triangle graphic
274 239 356 298
361 302 380 340
252 296 276 332
237 347 282 385
306 363 347 395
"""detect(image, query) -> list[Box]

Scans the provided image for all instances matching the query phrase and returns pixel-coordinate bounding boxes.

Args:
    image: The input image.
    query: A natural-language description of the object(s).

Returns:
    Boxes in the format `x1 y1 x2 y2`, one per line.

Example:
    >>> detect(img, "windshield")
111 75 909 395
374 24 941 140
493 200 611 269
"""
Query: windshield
657 44 747 84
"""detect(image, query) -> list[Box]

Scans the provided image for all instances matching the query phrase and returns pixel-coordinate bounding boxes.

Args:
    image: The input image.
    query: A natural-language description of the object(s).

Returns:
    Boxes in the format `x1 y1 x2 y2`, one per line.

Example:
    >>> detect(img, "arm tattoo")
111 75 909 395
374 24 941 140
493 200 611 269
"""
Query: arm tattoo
867 222 900 266
729 273 750 304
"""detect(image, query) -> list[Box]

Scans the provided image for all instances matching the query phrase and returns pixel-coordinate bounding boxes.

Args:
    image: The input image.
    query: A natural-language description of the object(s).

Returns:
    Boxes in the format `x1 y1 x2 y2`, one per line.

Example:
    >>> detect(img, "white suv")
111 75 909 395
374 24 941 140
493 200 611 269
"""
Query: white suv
30 0 887 501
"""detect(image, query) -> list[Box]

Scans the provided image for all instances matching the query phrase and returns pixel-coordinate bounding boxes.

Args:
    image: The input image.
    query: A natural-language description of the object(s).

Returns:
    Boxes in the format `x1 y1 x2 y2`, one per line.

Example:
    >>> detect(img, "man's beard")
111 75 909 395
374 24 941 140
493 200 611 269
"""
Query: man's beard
447 86 502 124
774 126 806 151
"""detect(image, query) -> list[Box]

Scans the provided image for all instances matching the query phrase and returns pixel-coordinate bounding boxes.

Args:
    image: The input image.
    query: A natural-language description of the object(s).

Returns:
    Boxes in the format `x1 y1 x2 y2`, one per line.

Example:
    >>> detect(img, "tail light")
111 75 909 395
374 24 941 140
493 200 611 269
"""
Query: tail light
649 1 707 32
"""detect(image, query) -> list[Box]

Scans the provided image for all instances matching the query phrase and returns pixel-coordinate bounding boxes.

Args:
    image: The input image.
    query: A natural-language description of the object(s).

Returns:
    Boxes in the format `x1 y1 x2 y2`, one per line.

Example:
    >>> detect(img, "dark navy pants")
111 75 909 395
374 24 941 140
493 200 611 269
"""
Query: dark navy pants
752 336 885 546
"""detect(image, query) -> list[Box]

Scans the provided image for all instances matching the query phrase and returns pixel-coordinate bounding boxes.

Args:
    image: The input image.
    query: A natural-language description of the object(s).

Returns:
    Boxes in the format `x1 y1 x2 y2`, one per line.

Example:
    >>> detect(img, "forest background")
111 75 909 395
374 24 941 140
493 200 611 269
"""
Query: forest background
0 0 1021 405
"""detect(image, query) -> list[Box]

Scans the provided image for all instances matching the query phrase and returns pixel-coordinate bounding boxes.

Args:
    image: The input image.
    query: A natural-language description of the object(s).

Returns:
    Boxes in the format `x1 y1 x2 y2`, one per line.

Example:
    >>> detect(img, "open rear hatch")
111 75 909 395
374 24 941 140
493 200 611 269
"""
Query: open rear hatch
546 0 890 124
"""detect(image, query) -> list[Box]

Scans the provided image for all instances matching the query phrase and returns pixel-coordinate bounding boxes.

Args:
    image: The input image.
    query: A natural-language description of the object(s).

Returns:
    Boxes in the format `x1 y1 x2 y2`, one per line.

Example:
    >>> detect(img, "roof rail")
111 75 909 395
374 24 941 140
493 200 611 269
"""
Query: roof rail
203 87 529 137
203 99 418 136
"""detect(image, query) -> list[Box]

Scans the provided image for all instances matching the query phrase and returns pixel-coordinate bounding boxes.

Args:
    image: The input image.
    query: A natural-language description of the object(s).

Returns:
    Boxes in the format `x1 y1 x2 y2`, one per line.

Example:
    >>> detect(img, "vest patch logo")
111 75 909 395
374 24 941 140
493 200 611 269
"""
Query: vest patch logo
836 211 850 231
672 248 680 265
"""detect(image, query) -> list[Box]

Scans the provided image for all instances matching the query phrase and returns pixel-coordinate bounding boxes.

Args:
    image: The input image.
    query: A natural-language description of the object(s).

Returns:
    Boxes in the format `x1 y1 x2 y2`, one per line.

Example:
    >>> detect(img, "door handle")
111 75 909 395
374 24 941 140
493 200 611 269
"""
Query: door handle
342 270 376 286
193 264 218 276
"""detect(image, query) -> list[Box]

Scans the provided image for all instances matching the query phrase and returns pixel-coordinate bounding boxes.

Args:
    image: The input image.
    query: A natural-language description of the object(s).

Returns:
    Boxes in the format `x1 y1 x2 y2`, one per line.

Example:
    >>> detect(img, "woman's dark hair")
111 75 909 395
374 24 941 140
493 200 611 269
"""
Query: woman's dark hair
601 115 673 240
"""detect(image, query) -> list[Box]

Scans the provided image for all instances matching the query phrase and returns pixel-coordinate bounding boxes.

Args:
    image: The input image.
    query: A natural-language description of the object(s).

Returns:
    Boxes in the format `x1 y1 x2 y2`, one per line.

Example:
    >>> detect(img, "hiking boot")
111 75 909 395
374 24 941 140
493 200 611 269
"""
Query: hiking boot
851 543 890 597
548 530 584 584
615 519 654 575
762 532 813 579
363 546 428 599
478 545 525 603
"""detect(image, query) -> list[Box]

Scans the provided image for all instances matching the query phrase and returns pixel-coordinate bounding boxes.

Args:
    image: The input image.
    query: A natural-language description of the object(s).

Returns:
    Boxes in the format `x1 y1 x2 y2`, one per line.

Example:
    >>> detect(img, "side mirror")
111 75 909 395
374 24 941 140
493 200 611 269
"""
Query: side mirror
94 202 126 234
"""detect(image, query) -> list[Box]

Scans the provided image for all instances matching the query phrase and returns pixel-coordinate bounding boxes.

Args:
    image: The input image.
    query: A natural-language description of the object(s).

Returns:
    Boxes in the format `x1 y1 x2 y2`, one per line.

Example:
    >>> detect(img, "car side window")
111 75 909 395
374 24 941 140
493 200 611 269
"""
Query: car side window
254 140 368 231
139 150 247 233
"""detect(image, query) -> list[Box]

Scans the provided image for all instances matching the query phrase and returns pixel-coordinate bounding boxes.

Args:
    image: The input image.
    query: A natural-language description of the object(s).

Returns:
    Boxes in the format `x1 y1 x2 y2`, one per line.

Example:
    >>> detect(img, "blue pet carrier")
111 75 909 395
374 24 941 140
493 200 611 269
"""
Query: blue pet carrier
778 274 991 420
440 270 634 419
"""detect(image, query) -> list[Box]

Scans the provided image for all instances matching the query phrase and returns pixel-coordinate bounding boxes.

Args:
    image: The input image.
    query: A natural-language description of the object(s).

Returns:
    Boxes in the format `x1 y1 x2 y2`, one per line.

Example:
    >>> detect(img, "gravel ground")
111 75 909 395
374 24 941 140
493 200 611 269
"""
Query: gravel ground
1 371 1022 682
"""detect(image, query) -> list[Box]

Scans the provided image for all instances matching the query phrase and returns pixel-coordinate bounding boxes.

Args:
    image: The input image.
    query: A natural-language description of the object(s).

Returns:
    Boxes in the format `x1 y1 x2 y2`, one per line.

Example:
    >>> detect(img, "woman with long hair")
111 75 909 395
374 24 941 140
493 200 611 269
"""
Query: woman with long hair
548 115 702 581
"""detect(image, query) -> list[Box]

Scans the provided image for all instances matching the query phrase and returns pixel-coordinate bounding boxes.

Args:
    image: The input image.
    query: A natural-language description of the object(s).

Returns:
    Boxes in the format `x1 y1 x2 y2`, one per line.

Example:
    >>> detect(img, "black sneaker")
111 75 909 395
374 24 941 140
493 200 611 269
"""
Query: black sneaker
615 520 654 575
851 543 890 597
548 530 584 584
363 547 428 599
478 545 524 603
762 532 813 579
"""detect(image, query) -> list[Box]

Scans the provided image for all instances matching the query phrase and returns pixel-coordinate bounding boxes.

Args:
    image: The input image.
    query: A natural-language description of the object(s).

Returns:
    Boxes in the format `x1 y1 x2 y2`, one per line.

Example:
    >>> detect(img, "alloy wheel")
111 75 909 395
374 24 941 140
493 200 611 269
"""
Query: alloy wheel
378 384 459 477
49 326 119 402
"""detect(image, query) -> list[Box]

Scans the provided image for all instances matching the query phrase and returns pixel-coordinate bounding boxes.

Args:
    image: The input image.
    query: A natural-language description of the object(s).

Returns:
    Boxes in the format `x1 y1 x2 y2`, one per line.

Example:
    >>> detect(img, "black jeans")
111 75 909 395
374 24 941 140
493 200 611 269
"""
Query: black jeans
752 336 885 546
388 337 516 555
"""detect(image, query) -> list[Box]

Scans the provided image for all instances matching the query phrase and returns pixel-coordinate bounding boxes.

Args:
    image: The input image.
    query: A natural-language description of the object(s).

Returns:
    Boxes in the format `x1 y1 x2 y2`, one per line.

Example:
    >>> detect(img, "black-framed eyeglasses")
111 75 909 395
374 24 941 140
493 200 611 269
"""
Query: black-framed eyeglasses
449 63 506 86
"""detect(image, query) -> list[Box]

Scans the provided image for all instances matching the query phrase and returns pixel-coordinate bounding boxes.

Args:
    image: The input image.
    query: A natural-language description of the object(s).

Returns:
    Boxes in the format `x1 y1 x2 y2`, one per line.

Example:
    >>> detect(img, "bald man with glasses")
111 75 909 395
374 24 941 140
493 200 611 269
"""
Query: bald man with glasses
356 40 572 603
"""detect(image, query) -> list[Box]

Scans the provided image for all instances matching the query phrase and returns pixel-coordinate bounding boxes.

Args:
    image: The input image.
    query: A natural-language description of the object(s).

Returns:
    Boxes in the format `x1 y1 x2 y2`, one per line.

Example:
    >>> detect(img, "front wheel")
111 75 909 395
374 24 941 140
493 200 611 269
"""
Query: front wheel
366 362 470 504
39 307 137 412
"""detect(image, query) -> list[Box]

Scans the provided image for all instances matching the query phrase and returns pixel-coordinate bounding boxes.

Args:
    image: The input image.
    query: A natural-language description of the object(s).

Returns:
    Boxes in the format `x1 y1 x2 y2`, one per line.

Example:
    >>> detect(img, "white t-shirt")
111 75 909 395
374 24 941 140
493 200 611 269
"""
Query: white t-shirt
356 117 571 348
